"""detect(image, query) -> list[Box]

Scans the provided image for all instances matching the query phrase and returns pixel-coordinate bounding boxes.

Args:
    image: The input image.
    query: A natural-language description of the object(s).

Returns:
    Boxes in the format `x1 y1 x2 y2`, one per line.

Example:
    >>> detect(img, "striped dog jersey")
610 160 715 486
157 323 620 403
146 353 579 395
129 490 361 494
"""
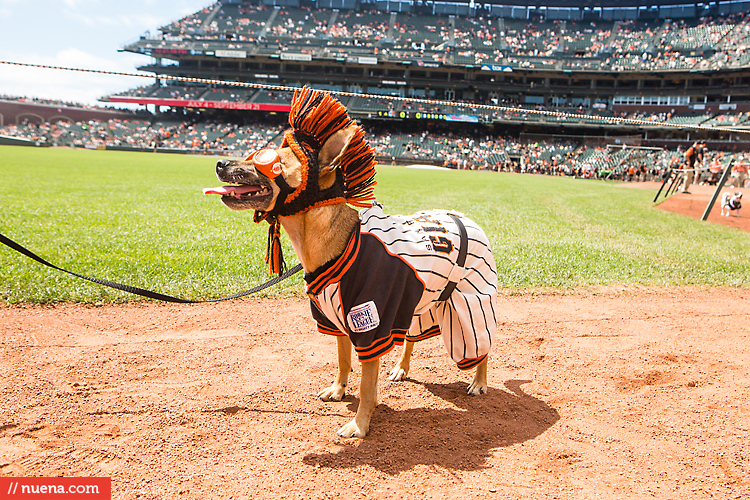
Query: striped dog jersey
305 203 498 369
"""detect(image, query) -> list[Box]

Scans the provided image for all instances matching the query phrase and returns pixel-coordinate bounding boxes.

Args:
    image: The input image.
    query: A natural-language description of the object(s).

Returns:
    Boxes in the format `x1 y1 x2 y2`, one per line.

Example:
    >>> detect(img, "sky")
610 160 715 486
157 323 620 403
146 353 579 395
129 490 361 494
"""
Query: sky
0 0 213 108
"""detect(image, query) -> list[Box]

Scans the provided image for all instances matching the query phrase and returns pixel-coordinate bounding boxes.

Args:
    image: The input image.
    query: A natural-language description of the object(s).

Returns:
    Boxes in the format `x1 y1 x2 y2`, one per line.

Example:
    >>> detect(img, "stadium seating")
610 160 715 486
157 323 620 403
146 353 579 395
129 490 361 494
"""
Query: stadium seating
661 19 734 52
104 80 750 140
117 3 750 101
665 113 713 126
3 114 748 182
12 6 750 174
124 6 750 76
160 5 215 37
222 122 286 151
252 90 295 104
348 96 391 112
202 88 254 102
210 2 270 39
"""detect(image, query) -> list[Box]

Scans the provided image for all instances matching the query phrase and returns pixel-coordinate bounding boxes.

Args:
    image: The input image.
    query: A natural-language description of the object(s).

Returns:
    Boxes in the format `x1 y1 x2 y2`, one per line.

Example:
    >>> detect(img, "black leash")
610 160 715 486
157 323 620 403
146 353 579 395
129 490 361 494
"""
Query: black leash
0 232 302 303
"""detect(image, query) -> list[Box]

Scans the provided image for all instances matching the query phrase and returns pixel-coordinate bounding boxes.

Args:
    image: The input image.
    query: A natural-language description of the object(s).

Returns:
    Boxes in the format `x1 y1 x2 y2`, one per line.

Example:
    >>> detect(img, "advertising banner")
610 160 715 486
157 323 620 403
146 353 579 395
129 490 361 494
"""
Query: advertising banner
280 53 313 61
108 96 291 112
480 64 513 72
215 50 247 58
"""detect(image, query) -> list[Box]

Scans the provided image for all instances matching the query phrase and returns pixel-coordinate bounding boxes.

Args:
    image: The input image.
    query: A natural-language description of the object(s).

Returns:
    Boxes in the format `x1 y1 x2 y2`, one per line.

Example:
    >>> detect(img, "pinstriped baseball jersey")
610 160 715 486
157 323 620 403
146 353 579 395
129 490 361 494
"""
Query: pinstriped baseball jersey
305 203 498 369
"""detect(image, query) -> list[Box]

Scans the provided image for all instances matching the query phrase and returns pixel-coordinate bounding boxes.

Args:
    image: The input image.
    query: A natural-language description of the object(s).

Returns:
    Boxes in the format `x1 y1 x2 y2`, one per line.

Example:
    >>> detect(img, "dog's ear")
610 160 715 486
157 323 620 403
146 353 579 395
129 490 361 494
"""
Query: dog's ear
318 124 358 173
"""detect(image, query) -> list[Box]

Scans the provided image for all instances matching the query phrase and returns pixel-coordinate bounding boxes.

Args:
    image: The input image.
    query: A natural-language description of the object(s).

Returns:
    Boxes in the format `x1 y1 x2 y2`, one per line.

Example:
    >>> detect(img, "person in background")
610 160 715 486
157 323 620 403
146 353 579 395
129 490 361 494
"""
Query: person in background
730 160 748 189
680 141 705 194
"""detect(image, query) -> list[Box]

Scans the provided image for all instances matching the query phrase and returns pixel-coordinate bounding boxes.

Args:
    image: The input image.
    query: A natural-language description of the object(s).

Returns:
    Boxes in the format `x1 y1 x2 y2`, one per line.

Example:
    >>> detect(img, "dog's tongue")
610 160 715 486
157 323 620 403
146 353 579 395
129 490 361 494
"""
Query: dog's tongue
203 185 260 196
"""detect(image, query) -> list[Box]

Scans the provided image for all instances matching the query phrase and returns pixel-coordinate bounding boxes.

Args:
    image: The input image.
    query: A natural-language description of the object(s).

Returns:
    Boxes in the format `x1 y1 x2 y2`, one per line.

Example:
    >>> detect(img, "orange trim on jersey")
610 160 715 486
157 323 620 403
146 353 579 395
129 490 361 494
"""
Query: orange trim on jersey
317 323 346 336
392 329 407 345
306 226 361 296
406 325 441 342
355 329 406 361
457 354 487 371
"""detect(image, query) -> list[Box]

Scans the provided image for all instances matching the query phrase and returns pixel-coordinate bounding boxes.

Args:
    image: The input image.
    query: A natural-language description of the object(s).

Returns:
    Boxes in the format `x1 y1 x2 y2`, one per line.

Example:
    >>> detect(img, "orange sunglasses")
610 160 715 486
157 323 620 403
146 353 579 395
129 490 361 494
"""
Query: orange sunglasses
245 149 283 179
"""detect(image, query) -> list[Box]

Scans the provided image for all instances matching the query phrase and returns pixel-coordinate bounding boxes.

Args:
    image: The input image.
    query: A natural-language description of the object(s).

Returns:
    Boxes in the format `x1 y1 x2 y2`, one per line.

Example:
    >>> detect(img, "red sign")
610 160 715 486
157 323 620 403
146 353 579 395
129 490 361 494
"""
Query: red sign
153 48 189 55
108 96 291 112
0 477 111 500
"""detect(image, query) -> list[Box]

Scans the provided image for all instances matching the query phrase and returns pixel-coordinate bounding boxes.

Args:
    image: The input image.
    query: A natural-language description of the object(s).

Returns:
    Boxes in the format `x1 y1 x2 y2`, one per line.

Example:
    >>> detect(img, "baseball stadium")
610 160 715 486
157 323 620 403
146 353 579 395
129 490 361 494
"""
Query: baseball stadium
1 1 749 498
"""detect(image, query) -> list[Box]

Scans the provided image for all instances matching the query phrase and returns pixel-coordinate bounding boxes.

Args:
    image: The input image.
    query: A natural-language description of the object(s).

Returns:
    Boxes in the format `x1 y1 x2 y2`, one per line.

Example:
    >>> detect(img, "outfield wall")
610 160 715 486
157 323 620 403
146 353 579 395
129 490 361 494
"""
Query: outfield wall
0 135 35 146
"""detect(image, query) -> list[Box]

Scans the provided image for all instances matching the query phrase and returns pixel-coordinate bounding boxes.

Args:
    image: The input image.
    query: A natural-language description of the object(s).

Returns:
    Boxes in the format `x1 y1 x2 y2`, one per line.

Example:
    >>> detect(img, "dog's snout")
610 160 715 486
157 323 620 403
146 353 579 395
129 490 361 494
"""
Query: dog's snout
216 159 231 174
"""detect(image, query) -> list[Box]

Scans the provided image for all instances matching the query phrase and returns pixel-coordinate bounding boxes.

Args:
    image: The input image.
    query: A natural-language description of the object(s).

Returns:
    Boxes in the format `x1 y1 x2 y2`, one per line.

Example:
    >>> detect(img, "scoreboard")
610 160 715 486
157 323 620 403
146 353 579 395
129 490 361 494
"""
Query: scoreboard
376 110 479 122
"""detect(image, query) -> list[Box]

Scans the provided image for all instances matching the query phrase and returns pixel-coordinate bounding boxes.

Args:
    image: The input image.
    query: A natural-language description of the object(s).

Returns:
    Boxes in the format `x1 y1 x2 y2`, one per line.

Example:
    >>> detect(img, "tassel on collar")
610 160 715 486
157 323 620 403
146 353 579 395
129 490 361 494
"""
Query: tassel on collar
266 215 286 276
253 211 286 276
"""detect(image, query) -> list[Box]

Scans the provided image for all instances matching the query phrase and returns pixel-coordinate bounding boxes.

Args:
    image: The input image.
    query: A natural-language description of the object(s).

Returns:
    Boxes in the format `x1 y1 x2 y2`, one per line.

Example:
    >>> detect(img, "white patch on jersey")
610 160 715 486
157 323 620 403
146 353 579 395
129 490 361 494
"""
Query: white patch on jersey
347 301 381 333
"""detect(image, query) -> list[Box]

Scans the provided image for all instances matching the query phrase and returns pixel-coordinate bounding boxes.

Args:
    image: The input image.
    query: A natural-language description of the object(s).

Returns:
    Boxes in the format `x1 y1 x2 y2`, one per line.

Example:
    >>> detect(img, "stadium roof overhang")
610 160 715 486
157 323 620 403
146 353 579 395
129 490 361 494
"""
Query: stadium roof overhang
216 0 732 7
463 0 719 6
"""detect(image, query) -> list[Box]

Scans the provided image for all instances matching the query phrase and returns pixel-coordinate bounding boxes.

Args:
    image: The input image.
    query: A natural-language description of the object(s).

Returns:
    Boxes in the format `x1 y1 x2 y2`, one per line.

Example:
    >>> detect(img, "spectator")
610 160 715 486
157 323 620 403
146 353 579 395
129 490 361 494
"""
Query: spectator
730 160 749 188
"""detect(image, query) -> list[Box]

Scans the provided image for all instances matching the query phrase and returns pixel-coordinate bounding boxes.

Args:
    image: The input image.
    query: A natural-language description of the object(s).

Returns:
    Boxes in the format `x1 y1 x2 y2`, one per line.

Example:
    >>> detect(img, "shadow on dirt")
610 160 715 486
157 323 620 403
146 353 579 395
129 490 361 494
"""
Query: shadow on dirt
302 380 559 474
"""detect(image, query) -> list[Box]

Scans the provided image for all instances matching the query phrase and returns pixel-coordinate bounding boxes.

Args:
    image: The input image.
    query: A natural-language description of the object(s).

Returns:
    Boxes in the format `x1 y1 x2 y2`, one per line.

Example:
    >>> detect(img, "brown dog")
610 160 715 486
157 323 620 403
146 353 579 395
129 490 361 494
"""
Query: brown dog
205 88 498 438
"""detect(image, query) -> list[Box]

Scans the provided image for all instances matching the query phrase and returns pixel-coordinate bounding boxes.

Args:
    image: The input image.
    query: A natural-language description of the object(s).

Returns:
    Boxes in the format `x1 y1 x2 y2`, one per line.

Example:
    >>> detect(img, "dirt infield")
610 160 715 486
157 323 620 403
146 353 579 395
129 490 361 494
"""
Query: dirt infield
628 181 748 232
1 289 749 499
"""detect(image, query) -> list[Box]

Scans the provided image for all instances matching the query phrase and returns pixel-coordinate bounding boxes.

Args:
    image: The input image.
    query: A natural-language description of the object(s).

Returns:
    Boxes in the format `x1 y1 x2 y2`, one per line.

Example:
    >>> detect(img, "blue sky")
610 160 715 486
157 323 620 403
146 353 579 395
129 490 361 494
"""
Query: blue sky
0 0 212 107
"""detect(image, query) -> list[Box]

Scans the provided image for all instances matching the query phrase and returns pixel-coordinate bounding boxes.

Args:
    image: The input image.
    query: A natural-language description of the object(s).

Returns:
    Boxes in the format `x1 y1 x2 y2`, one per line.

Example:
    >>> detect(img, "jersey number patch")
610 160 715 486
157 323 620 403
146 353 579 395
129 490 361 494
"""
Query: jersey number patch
429 235 453 254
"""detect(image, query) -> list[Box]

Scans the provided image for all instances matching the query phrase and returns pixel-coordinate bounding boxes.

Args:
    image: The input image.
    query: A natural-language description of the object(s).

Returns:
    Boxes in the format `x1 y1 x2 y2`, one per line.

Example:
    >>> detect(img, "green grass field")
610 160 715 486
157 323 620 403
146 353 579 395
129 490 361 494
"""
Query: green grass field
1 146 749 303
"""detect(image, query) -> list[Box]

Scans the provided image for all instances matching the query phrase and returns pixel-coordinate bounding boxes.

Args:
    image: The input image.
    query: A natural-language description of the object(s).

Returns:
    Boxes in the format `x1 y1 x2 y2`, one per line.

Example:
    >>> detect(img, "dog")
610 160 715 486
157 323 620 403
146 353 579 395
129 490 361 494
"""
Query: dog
721 191 742 217
204 88 498 438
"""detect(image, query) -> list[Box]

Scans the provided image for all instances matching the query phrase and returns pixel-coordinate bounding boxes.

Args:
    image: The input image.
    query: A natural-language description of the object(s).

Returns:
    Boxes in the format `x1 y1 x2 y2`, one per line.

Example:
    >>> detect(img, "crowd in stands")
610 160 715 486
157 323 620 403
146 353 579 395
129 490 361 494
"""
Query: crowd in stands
0 118 284 153
136 4 750 73
161 5 215 37
107 85 750 132
594 147 750 184
3 116 748 184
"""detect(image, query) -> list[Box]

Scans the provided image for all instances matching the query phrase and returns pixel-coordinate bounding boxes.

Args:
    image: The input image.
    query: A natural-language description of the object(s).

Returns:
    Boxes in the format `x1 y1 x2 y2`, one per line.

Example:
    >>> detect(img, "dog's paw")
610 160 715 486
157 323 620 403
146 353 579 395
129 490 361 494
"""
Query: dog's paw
387 365 408 382
336 419 368 438
467 380 488 396
318 384 346 402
